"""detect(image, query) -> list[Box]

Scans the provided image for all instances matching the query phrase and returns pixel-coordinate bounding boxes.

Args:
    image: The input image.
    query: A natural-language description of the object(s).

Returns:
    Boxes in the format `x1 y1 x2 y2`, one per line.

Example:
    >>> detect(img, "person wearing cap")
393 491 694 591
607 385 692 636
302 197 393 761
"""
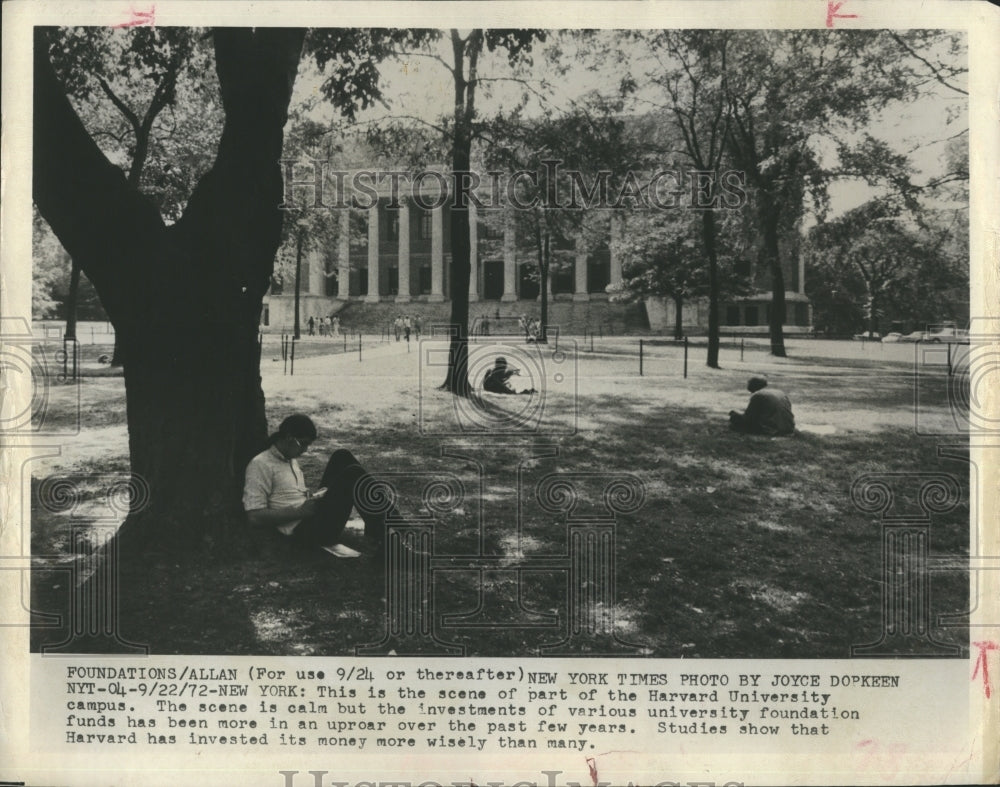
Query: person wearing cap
242 414 396 560
729 376 795 436
482 356 535 395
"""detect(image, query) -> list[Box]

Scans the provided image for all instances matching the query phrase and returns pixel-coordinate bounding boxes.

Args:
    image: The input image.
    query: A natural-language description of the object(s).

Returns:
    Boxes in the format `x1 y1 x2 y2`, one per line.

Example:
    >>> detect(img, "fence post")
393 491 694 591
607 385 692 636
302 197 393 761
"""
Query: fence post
683 337 688 379
741 337 744 362
343 333 347 353
358 333 362 362
639 339 643 377
290 338 296 376
947 342 953 376
590 332 594 353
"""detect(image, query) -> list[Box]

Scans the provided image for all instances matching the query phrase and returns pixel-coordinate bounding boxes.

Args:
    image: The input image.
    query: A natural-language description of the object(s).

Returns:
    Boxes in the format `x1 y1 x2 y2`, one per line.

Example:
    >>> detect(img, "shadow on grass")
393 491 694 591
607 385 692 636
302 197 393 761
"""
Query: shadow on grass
30 365 970 658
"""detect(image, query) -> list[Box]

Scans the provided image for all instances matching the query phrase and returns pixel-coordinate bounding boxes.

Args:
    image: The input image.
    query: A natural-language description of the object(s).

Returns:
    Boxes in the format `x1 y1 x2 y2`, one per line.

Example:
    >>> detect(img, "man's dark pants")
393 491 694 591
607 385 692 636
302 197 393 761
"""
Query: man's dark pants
292 449 397 558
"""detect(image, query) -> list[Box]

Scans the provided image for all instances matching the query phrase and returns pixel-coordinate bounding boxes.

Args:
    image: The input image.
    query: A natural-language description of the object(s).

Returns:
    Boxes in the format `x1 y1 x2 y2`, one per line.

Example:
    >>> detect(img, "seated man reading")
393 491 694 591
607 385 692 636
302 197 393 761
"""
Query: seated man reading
729 376 795 436
482 356 535 395
242 414 397 560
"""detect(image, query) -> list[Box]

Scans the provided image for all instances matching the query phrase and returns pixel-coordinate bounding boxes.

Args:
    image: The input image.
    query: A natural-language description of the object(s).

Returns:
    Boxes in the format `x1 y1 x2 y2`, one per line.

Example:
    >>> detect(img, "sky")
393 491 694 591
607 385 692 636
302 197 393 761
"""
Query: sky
290 29 968 221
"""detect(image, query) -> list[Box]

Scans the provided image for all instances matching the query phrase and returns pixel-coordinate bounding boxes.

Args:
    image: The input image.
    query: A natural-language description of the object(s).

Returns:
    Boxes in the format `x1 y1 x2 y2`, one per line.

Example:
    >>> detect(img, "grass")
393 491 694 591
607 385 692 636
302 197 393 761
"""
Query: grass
28 338 970 658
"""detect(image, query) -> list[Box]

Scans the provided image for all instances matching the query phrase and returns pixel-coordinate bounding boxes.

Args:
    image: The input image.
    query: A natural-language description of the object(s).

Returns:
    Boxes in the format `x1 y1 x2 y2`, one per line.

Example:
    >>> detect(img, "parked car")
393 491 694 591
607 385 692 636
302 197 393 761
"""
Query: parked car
853 331 881 341
881 332 903 343
898 330 928 343
924 326 969 343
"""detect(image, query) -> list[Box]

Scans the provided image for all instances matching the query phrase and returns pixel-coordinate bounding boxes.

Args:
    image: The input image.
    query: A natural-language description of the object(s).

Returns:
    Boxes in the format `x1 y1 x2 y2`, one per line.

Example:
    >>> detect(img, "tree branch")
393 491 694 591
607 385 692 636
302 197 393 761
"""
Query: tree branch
33 29 165 322
887 32 968 96
97 77 141 133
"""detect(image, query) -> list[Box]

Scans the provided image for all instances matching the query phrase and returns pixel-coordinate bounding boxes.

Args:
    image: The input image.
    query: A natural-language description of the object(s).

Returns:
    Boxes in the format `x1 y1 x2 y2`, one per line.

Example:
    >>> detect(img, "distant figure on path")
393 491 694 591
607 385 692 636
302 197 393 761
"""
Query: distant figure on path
729 376 795 436
332 316 341 337
482 356 535 395
404 315 412 342
307 316 315 336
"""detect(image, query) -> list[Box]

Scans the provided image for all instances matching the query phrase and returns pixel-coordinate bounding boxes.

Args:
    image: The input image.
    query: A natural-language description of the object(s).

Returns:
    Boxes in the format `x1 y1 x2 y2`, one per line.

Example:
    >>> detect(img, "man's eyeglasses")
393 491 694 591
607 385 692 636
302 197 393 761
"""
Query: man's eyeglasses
289 436 312 452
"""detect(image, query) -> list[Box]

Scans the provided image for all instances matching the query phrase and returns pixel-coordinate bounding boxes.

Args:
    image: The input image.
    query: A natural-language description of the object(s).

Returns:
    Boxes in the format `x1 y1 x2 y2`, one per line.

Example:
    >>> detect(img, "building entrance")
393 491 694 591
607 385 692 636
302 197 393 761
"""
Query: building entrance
484 260 503 300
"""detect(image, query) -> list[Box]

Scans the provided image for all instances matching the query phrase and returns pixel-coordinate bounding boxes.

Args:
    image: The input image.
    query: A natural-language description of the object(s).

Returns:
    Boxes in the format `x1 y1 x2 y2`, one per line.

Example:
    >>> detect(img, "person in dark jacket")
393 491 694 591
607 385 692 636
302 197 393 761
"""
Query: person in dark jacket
729 376 795 436
482 357 535 395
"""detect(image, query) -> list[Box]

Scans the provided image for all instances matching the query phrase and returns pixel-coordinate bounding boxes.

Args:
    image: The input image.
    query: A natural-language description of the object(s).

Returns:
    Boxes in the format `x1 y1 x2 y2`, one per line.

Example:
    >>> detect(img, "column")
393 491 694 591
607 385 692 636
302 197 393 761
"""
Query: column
501 209 518 302
308 249 324 296
798 253 806 295
468 203 480 302
573 237 589 301
429 205 445 301
337 209 350 299
609 214 623 288
365 204 380 303
396 198 411 302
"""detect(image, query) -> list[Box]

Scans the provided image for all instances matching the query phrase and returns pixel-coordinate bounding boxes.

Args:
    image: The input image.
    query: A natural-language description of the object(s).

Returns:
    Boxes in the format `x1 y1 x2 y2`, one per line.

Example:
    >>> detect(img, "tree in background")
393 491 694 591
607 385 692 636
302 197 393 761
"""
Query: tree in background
723 30 967 356
610 207 753 341
309 29 546 395
34 28 305 552
31 208 67 320
482 98 636 342
274 115 345 338
639 30 735 367
804 199 967 336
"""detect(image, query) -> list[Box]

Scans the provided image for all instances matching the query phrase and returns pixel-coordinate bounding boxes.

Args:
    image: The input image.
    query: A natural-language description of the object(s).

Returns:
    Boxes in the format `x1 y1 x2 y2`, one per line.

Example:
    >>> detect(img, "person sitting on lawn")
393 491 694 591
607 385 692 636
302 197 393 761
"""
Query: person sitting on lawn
729 376 795 436
482 356 535 395
243 414 398 560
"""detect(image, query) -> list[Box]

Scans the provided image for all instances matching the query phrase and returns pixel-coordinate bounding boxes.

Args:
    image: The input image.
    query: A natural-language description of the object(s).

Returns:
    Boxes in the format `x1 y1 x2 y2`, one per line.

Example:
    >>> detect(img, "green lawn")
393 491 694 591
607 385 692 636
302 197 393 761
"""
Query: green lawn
29 340 970 657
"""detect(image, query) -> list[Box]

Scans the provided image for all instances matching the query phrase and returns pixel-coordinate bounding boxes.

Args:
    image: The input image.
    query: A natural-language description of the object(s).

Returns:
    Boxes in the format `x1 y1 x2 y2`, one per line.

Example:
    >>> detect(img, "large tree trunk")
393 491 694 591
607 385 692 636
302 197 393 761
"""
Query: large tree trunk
760 194 787 357
34 28 304 553
440 31 479 397
441 138 473 396
867 287 879 338
702 209 721 369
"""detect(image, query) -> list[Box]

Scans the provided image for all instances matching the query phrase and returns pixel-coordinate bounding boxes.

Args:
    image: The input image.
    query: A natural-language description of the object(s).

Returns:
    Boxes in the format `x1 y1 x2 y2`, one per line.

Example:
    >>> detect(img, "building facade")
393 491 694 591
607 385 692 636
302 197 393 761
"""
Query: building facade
263 196 811 335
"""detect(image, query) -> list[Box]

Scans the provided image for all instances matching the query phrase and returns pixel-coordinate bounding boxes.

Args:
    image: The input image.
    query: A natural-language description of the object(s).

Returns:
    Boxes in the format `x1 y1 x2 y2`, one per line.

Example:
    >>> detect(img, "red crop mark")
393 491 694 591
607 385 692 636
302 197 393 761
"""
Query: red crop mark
112 5 156 28
586 757 599 787
826 1 859 27
972 640 999 698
